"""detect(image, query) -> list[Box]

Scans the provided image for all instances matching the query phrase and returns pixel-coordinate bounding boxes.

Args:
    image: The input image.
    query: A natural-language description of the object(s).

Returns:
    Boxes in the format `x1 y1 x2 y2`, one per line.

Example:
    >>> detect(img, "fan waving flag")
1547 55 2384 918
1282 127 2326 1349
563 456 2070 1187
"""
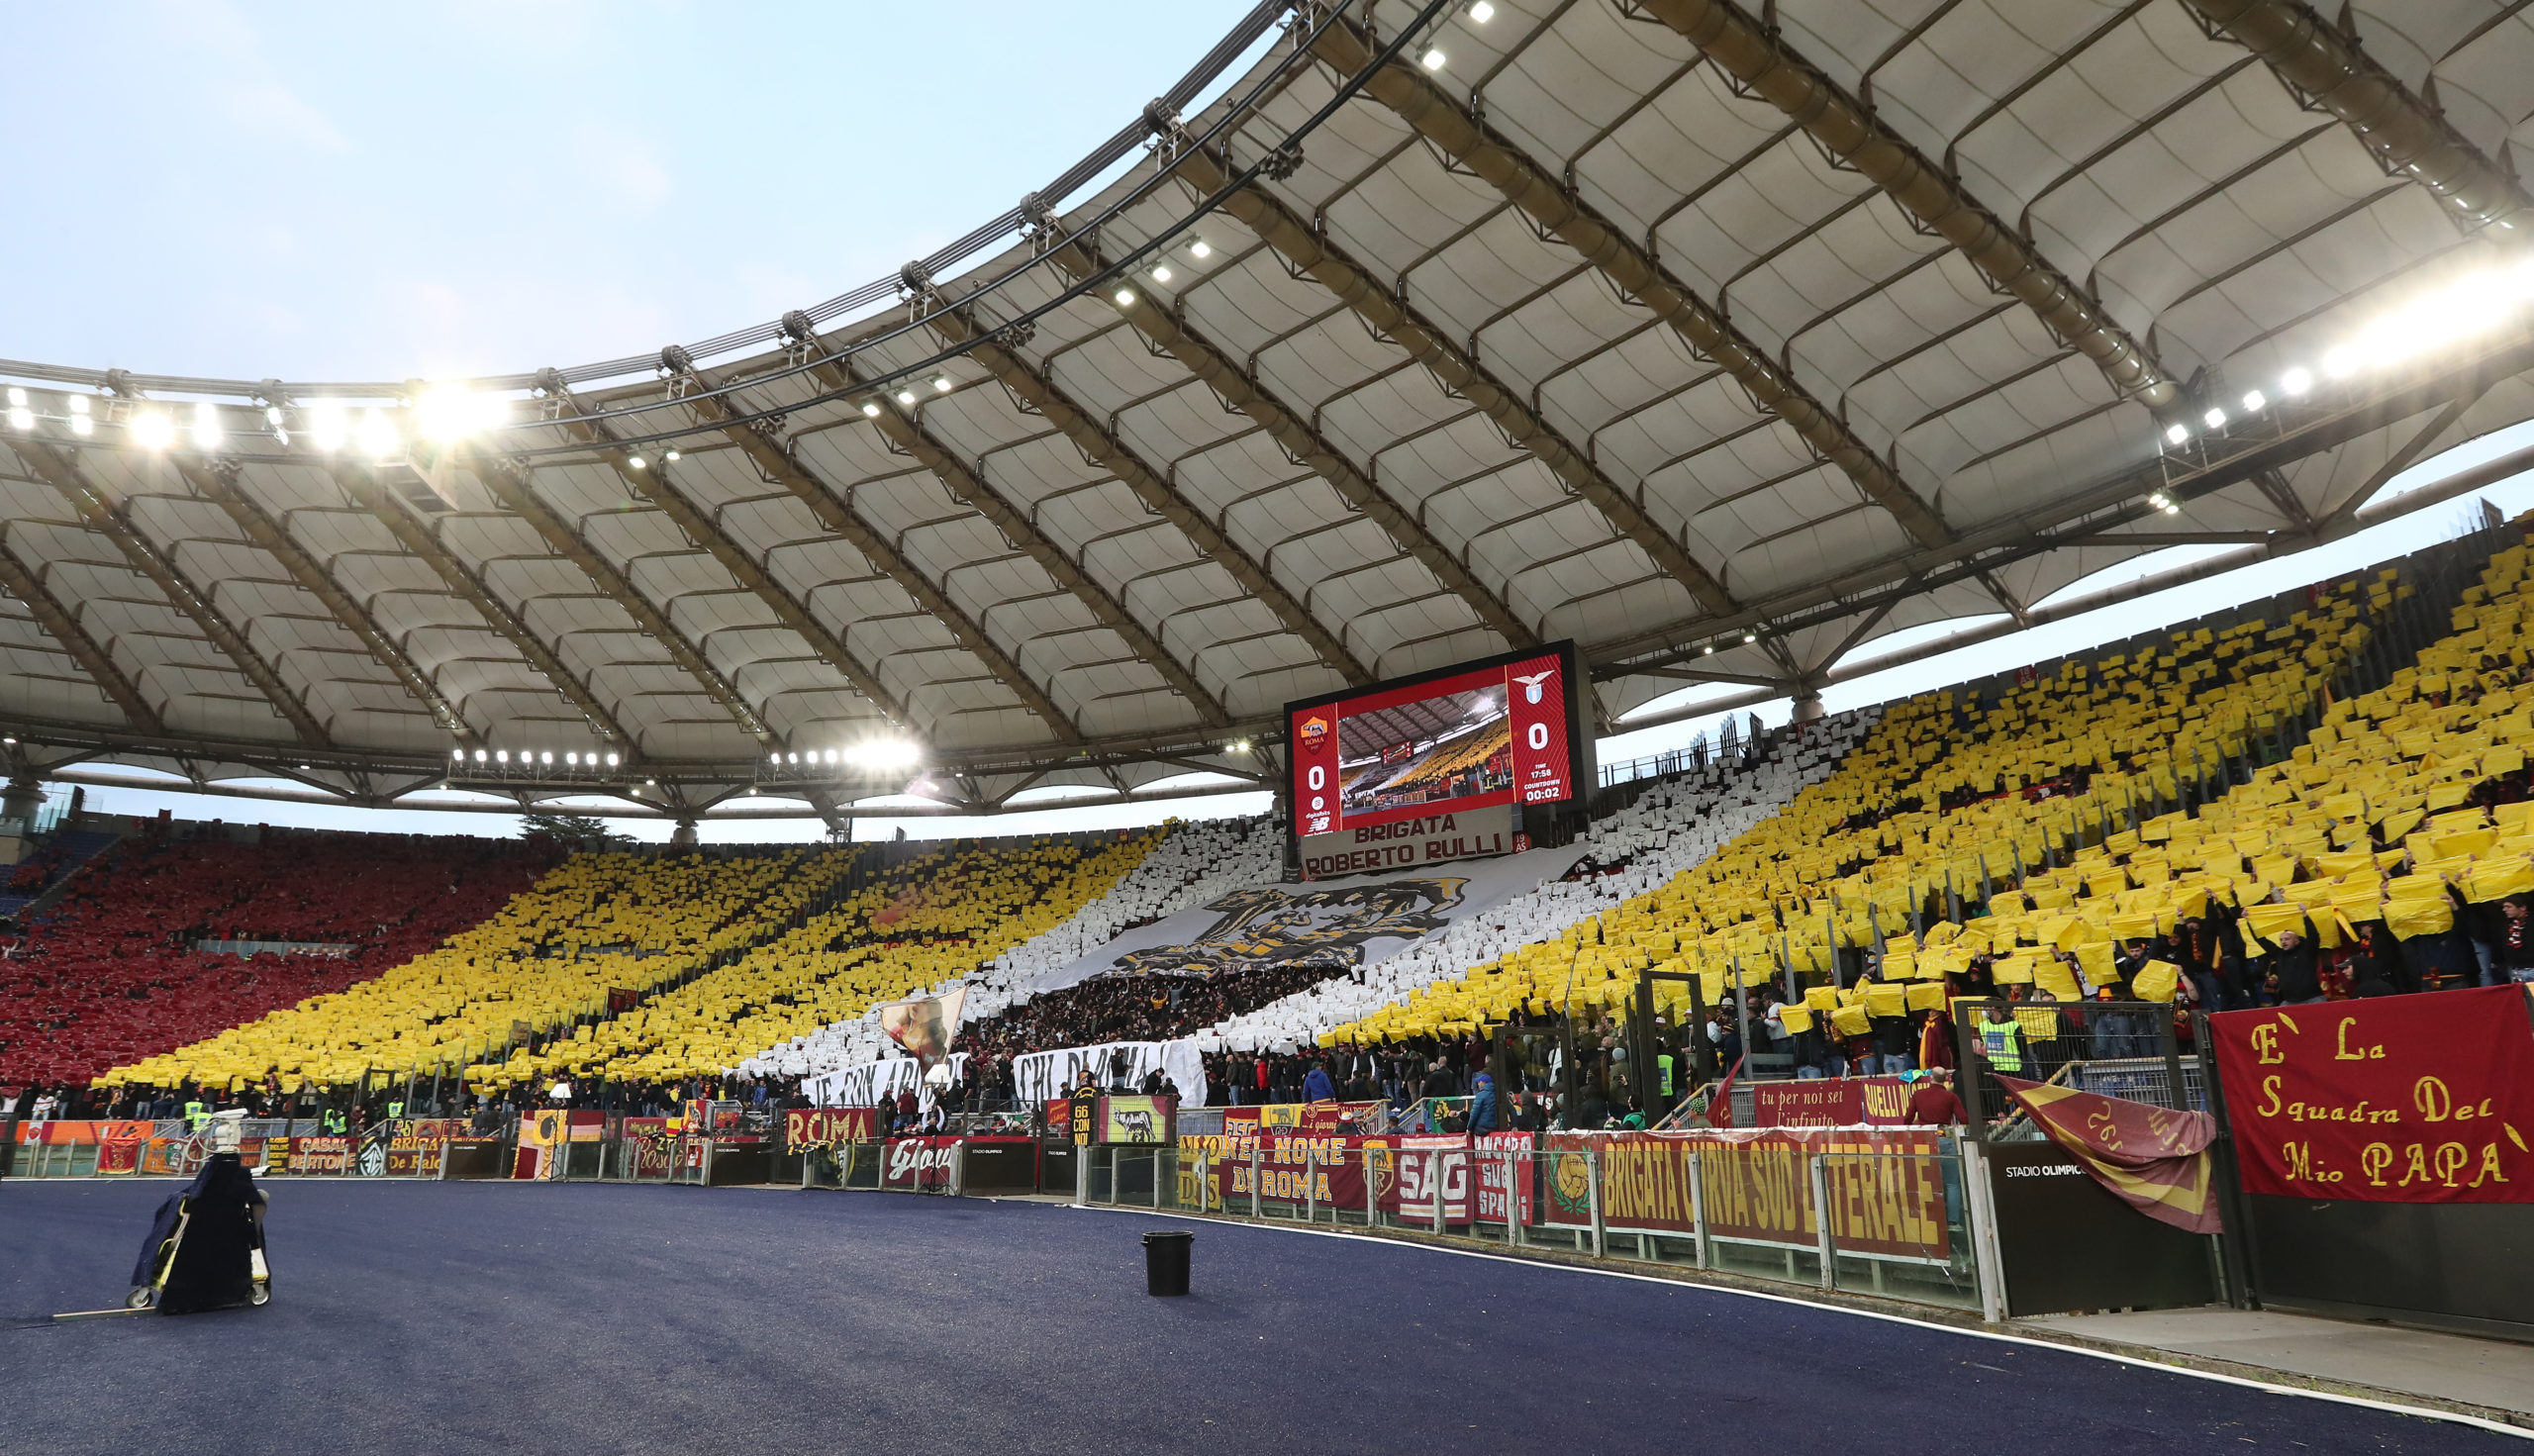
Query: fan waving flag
876 987 966 1074
1998 1076 2222 1234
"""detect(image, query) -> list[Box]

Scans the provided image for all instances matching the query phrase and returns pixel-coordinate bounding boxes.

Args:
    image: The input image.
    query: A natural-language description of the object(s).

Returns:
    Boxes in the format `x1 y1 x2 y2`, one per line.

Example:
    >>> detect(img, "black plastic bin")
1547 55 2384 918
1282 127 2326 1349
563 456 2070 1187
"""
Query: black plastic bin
1142 1230 1193 1297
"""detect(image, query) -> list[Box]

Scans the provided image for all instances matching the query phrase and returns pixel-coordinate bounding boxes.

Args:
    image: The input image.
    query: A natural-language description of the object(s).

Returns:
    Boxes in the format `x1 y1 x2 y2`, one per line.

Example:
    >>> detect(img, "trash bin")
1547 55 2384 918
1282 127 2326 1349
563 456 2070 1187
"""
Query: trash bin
1142 1229 1193 1297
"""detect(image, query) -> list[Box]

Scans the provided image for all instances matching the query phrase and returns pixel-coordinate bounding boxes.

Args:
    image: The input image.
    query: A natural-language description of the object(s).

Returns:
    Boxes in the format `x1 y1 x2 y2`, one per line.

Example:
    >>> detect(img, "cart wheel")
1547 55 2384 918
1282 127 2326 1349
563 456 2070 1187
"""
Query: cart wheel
125 1287 154 1310
248 1284 270 1307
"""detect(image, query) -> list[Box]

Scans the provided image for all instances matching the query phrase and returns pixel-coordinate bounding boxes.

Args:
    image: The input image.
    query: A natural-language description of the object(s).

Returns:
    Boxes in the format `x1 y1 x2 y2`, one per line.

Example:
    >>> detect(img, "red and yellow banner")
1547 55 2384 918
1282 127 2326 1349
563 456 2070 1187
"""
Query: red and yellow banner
1540 1128 1950 1259
2211 987 2534 1203
785 1108 876 1148
1999 1078 2219 1233
1749 1078 1916 1127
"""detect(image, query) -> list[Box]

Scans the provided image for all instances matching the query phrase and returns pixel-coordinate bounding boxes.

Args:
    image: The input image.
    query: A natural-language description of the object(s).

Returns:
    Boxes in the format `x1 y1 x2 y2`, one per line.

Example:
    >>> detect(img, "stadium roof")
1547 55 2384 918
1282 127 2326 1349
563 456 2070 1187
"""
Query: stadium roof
5 0 2534 826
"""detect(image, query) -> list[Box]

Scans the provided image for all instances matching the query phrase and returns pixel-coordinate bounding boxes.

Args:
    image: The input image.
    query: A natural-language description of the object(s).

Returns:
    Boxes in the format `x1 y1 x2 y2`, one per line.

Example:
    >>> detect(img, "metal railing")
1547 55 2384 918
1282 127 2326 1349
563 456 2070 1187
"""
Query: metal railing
1076 1138 1984 1314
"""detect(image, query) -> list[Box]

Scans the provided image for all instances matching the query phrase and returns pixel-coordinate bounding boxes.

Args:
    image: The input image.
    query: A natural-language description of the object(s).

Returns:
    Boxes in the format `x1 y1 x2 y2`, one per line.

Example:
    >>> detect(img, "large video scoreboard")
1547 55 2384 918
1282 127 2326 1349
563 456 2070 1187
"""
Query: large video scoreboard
1285 640 1589 880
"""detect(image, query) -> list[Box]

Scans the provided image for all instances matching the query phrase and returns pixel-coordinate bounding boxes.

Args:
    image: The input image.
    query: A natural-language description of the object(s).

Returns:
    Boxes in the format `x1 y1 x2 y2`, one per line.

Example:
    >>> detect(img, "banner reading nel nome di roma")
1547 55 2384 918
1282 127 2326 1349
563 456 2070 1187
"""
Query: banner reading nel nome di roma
2210 986 2534 1203
1540 1128 1950 1259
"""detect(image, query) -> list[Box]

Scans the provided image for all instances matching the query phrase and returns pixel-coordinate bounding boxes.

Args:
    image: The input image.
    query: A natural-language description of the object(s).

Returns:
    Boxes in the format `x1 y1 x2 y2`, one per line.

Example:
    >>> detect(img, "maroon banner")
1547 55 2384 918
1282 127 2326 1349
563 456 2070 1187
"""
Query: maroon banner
1749 1077 1915 1127
1999 1078 2220 1233
881 1136 961 1189
622 1117 677 1178
282 1134 351 1174
1221 1102 1383 1137
1474 1131 1535 1223
2210 986 2534 1203
385 1117 467 1176
1540 1127 1950 1259
1183 1131 1383 1209
786 1107 876 1148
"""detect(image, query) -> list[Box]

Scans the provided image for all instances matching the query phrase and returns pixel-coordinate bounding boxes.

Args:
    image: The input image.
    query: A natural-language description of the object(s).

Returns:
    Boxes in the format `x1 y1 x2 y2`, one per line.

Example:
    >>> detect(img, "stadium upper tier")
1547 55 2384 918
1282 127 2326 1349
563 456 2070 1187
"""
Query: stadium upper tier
1313 534 2534 1046
0 830 555 1088
6 0 2533 829
102 830 1168 1091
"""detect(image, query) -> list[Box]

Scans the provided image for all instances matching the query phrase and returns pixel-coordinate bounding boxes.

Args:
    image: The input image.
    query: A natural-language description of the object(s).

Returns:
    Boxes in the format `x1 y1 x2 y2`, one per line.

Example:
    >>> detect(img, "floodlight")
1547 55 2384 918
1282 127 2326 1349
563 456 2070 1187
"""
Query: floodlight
192 401 222 448
5 407 28 432
930 375 951 393
2241 390 2266 413
68 396 92 436
539 751 552 764
358 408 398 458
896 388 917 406
2201 408 2225 430
1421 48 1446 70
497 750 510 763
4 388 23 407
663 449 680 462
606 753 620 767
1189 240 1212 259
861 402 883 417
1115 288 1137 307
2280 367 2313 396
1470 0 1495 20
2164 424 2188 445
1152 265 1173 283
475 749 488 762
131 412 175 449
310 402 346 451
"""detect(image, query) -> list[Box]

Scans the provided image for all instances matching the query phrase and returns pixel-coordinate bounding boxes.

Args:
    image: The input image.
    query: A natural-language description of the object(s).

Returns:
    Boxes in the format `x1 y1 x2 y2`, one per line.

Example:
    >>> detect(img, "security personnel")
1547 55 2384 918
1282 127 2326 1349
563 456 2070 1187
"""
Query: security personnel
321 1106 348 1135
1978 1004 2025 1074
183 1099 210 1132
386 1099 405 1122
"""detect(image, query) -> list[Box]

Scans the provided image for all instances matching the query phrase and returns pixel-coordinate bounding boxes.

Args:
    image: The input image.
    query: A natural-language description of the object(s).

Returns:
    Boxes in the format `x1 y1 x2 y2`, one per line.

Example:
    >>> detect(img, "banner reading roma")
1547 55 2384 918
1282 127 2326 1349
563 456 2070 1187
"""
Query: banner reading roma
1221 1102 1382 1137
2210 986 2534 1204
1180 1132 1386 1209
1540 1128 1951 1259
785 1108 876 1148
1750 1078 1915 1127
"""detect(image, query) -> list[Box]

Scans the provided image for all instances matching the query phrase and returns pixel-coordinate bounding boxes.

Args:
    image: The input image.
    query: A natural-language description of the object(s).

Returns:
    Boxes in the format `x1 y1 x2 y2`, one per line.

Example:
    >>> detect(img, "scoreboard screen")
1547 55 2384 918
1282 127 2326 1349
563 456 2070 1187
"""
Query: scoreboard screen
1285 641 1588 878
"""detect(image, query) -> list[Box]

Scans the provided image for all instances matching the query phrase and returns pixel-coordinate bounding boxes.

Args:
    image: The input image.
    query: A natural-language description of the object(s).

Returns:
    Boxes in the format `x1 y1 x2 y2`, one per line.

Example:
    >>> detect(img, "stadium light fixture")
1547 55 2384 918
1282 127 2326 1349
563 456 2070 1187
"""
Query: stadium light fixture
930 375 952 393
6 404 29 432
2201 408 2226 430
5 388 22 407
1152 265 1173 283
606 753 620 767
2163 423 2189 445
264 406 285 429
131 411 175 450
861 401 882 417
417 385 504 443
663 449 680 462
1188 240 1212 259
565 752 579 765
627 454 647 469
847 738 923 772
1421 47 1446 70
191 401 222 449
895 388 917 406
309 402 345 452
2280 367 2313 397
474 749 487 762
1742 631 1756 643
451 748 464 761
2241 390 2267 413
1470 0 1495 19
539 751 552 765
1115 287 1137 307
2322 347 2357 379
1703 643 1714 654
67 395 92 436
357 408 398 458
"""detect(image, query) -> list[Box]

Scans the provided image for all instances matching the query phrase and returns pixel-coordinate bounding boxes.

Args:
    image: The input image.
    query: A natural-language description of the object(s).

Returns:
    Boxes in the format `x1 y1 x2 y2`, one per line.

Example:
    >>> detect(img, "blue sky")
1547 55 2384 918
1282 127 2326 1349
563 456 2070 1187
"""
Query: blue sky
3 0 1260 382
17 3 2534 841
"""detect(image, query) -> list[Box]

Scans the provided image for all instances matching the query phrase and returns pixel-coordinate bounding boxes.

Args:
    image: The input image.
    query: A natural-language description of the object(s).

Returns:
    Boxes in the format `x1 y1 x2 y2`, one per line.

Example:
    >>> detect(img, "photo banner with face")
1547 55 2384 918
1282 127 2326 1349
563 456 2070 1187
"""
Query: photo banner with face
877 986 966 1072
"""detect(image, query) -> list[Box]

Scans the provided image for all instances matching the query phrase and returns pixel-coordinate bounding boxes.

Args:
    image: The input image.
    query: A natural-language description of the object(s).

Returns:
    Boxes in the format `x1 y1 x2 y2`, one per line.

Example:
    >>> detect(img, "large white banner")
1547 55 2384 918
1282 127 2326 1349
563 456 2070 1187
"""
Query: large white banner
1010 1039 1208 1109
808 1053 969 1111
1023 844 1580 997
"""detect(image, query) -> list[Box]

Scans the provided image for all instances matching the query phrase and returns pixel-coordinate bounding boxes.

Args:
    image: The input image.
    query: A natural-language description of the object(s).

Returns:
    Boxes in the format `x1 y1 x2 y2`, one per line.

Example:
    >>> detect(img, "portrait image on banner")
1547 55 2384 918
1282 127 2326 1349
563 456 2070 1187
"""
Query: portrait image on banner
876 986 967 1073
